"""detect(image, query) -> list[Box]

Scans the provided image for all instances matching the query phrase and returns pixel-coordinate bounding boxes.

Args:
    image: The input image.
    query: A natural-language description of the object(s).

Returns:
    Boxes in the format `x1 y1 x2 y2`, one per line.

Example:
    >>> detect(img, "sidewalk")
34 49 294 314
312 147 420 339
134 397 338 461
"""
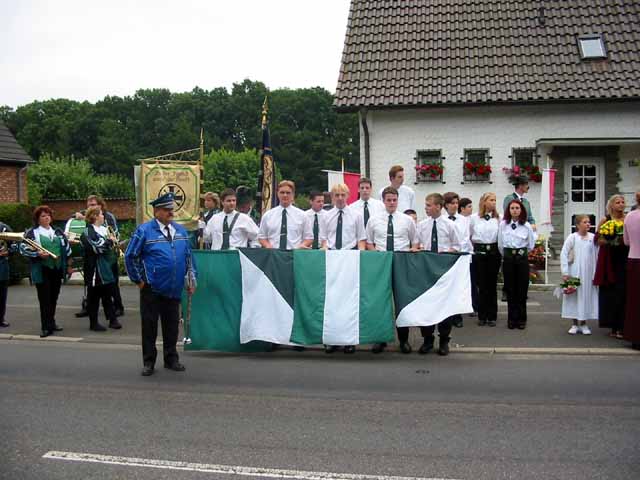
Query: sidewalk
1 283 637 355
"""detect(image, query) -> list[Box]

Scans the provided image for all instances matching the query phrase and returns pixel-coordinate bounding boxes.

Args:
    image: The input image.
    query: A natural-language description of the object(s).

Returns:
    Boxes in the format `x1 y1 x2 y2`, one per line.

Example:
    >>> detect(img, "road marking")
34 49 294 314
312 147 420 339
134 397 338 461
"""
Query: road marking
43 451 461 480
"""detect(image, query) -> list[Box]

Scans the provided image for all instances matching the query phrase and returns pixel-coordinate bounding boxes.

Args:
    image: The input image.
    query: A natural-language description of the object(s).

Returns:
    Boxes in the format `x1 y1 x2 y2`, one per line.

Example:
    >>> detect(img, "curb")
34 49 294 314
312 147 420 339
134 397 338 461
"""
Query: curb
1 335 638 355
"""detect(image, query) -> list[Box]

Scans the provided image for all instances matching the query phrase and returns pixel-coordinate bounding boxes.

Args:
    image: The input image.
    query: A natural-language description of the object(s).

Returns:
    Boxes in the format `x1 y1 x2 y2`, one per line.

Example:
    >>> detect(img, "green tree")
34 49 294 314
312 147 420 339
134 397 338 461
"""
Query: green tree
202 148 260 194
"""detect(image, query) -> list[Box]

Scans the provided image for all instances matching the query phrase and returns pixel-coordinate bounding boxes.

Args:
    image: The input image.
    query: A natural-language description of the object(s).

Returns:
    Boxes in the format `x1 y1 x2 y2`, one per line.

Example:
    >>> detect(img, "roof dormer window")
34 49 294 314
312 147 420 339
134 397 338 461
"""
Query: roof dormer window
578 34 607 60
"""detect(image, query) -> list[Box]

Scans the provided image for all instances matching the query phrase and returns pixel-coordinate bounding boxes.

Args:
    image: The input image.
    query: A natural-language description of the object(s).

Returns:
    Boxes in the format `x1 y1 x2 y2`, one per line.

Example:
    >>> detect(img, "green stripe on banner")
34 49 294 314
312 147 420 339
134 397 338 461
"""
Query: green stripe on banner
290 250 326 345
358 251 395 344
184 250 270 352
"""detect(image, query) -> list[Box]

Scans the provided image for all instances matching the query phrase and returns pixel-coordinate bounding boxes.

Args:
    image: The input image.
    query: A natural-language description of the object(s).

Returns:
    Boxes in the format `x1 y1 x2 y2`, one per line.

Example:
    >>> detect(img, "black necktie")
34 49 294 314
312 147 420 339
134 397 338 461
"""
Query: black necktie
431 220 438 253
222 215 230 250
449 215 456 221
164 226 172 242
279 209 288 250
364 201 370 227
312 213 319 249
484 214 491 221
511 222 517 230
386 214 394 251
335 210 343 250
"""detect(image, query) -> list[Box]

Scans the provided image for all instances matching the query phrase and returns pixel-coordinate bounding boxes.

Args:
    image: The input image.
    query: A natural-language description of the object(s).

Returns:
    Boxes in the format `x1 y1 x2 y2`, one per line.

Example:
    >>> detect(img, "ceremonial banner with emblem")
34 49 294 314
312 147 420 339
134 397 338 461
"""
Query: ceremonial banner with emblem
140 162 201 230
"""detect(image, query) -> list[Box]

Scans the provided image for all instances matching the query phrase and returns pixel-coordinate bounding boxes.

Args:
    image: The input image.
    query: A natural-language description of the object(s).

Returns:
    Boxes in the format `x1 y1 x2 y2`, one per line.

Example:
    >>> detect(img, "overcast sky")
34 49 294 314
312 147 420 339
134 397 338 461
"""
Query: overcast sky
1 0 352 108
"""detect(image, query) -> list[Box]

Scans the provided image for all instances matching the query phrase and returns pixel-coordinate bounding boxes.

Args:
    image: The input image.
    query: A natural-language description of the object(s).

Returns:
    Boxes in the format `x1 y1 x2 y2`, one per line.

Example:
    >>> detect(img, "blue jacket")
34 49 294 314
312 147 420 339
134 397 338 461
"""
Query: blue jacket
124 220 197 299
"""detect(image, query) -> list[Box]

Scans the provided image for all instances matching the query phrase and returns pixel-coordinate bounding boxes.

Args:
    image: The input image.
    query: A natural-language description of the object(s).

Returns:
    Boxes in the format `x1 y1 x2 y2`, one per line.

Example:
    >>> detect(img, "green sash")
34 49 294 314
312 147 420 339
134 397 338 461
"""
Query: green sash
40 234 62 270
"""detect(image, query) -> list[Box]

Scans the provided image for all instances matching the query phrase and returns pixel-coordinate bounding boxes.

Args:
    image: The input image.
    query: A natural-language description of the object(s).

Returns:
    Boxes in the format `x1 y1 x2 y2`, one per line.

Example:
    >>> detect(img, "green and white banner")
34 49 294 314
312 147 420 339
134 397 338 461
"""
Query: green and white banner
184 250 470 352
393 252 473 328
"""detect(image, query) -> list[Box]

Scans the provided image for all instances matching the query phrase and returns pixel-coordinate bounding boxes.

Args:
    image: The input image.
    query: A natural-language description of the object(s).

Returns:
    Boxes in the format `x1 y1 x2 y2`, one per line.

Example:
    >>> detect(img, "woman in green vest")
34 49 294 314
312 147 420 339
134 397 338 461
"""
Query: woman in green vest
80 206 120 331
20 206 72 337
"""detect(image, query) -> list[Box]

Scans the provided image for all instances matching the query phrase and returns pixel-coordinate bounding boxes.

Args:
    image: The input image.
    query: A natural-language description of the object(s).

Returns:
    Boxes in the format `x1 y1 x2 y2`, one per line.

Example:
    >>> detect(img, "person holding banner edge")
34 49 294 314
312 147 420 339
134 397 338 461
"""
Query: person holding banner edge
125 192 197 377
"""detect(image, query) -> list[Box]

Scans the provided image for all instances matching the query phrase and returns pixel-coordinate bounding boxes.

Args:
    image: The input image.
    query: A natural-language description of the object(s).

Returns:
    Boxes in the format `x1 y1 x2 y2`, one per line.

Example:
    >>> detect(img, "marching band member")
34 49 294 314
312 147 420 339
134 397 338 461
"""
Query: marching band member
0 221 14 328
470 193 501 327
378 166 416 213
258 180 306 250
125 193 197 377
20 206 72 338
498 199 536 330
301 191 327 250
459 197 478 314
315 183 366 354
366 186 417 354
204 188 259 250
416 193 462 356
443 192 469 328
350 177 385 229
80 206 120 332
198 191 220 249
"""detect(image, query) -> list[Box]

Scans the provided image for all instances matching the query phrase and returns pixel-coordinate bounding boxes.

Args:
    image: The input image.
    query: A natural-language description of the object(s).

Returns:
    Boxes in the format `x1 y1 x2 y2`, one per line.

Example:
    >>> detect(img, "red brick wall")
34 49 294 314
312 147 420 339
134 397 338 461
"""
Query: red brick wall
0 165 28 203
43 199 136 222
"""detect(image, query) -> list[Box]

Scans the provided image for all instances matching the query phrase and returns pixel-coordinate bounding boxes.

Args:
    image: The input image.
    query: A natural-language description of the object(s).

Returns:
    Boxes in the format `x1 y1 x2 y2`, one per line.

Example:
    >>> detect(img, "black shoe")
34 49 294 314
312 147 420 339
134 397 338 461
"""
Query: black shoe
164 362 186 372
292 346 306 352
40 329 52 338
478 319 487 326
268 343 279 352
399 342 412 354
371 342 386 354
0 321 9 328
469 312 477 317
508 323 516 330
115 308 125 317
631 343 640 351
75 310 89 318
109 321 122 329
453 318 463 328
141 365 154 376
343 345 356 354
487 320 496 327
52 325 63 332
90 323 107 332
517 324 526 330
438 342 450 356
324 345 337 354
418 341 434 355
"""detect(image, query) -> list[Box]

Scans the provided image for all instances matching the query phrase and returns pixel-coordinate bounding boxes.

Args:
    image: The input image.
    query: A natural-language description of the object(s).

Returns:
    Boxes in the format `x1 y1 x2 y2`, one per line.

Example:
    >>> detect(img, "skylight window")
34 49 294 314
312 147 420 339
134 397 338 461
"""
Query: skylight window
578 35 607 59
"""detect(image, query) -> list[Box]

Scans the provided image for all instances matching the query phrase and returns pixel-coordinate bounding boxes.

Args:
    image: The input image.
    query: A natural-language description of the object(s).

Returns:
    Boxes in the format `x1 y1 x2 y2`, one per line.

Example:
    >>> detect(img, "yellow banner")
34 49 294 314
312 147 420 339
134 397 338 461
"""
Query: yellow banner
140 162 200 230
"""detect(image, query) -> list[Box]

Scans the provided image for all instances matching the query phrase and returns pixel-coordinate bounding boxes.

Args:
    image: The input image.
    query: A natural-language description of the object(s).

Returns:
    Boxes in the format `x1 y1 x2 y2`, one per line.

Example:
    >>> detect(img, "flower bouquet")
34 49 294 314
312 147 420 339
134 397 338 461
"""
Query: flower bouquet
560 276 581 295
598 219 624 246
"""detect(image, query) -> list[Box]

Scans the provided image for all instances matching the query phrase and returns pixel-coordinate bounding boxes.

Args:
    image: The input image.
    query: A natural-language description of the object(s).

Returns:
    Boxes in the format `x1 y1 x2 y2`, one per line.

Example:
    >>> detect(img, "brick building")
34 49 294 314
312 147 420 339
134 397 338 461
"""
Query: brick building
0 121 33 203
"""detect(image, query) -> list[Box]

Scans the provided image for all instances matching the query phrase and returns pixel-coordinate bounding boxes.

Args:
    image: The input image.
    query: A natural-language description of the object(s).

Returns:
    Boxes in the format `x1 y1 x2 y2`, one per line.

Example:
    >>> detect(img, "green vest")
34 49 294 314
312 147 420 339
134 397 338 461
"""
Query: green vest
40 235 62 270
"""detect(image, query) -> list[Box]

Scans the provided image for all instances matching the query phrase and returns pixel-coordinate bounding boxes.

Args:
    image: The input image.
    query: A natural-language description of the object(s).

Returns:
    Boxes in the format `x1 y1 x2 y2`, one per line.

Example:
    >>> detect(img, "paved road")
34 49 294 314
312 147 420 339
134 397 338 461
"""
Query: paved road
1 340 638 480
1 284 631 350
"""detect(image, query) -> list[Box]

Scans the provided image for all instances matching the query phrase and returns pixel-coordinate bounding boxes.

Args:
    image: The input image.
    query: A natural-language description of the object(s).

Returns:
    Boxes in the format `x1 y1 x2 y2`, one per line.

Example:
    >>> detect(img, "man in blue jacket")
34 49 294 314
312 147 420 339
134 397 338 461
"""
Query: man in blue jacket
125 193 197 377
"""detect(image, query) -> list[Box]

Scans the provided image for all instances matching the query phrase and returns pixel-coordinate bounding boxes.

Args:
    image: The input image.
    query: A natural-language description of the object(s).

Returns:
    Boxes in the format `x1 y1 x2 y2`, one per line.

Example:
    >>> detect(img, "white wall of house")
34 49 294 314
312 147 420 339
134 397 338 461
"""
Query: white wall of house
359 102 640 220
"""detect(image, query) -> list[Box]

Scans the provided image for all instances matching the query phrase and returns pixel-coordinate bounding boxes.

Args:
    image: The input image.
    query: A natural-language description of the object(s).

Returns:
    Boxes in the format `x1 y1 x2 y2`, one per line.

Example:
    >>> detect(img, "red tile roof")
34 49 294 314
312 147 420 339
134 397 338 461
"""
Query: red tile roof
334 0 640 111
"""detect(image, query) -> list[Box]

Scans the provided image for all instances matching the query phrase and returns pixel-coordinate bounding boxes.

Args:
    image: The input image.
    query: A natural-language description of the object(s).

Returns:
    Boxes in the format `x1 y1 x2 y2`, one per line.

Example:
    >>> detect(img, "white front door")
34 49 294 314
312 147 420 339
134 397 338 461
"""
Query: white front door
564 158 605 234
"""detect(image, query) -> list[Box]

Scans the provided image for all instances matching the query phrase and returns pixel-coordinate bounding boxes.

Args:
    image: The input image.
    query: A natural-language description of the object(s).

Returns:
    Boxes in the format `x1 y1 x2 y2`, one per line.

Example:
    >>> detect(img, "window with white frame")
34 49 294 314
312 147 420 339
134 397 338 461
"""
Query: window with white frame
578 34 607 60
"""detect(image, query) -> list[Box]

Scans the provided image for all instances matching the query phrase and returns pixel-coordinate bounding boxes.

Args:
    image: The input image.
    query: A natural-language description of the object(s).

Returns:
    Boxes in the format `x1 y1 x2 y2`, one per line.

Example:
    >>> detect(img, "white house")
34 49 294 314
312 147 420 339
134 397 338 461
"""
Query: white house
334 0 640 253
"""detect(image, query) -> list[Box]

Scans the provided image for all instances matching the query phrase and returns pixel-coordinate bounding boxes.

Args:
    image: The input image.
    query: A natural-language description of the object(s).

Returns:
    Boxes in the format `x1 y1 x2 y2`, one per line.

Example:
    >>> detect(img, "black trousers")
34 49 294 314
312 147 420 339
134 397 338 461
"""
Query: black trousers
35 267 62 332
111 262 124 311
397 317 452 344
470 260 479 312
474 252 502 322
87 283 116 327
502 254 529 327
0 280 8 322
140 286 180 367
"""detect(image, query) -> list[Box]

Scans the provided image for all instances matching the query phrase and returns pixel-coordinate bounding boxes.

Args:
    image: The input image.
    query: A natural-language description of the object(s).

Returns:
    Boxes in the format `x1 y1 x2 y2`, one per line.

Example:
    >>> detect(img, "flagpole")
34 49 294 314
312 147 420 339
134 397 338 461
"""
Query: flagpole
544 155 550 285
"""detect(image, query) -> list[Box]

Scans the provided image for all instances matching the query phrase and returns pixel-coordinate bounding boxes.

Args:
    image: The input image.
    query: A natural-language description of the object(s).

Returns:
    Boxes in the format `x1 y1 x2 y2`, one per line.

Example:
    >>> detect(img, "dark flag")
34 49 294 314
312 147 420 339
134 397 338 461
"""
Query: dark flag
257 97 278 218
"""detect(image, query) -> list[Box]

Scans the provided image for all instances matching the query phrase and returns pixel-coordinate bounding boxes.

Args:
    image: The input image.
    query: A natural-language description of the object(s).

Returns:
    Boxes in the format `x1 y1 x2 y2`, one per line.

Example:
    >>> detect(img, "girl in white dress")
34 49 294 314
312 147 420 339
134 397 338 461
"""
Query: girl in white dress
560 215 599 334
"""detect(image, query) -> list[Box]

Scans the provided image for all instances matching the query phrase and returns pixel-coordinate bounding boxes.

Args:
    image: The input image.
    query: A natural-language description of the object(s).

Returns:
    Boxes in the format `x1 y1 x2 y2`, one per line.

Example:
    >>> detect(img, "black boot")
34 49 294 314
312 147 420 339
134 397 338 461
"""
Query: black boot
438 340 450 356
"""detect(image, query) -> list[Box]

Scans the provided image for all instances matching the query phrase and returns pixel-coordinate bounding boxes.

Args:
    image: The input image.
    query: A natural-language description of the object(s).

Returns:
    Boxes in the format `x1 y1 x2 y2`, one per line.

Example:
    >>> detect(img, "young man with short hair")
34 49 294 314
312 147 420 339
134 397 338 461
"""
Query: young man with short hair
301 191 327 250
366 186 417 354
258 180 306 249
204 189 259 250
378 166 416 213
416 193 462 356
350 177 385 229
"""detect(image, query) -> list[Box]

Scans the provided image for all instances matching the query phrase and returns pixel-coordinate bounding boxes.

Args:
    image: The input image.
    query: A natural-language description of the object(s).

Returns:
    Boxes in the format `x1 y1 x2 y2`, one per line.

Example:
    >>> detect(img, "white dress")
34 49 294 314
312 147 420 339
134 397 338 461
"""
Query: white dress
560 232 599 321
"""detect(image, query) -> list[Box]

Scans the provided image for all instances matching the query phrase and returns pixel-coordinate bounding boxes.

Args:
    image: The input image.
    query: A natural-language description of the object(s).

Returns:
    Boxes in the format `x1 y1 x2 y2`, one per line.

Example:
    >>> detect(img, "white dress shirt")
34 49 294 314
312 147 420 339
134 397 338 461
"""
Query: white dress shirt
302 208 327 244
498 221 536 254
469 213 501 244
417 215 461 252
204 210 259 250
155 219 176 240
447 213 471 253
366 211 417 252
35 226 56 242
378 185 416 213
321 207 366 250
258 204 306 249
350 197 386 228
